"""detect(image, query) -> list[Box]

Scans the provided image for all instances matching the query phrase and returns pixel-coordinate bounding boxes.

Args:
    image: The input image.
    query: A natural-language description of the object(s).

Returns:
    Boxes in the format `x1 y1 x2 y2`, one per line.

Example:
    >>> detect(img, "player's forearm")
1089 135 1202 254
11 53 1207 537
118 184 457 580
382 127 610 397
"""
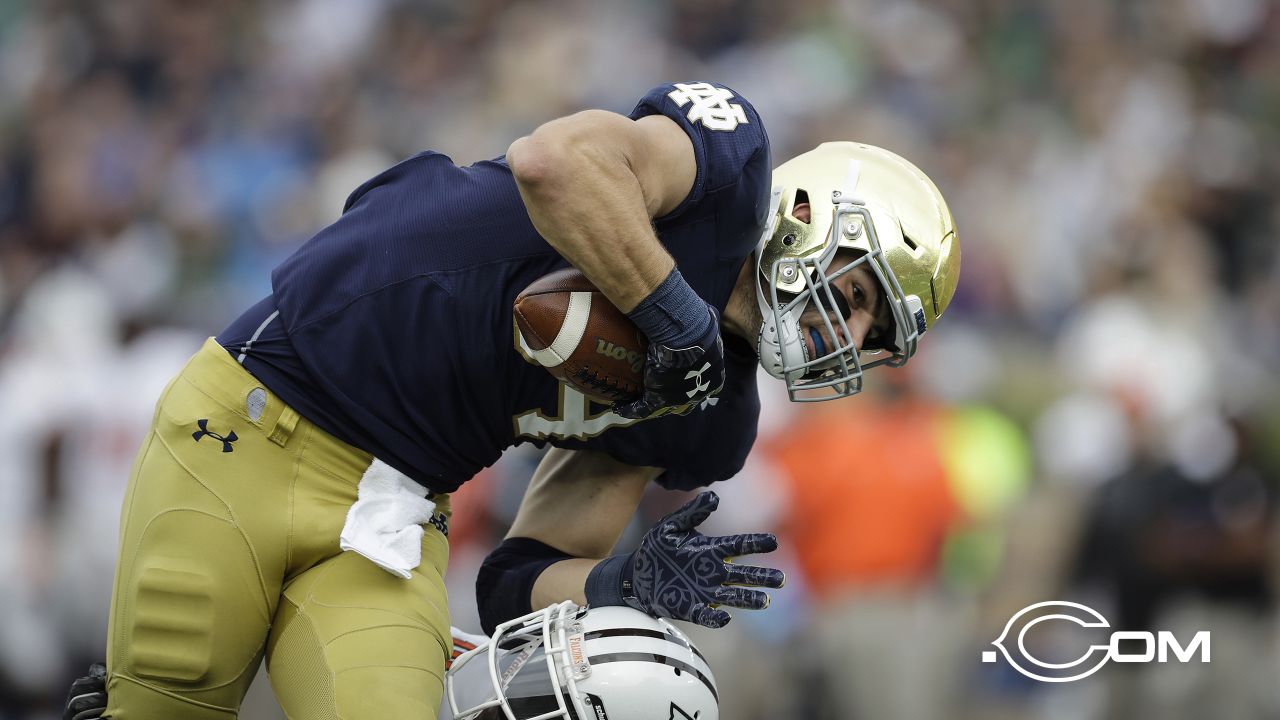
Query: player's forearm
476 449 655 634
529 558 596 608
508 119 673 313
507 448 656 556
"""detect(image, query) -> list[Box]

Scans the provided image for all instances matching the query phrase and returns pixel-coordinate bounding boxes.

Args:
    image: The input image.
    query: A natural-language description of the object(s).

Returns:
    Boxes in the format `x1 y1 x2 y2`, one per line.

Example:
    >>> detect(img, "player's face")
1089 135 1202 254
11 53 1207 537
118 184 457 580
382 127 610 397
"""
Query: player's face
790 203 892 361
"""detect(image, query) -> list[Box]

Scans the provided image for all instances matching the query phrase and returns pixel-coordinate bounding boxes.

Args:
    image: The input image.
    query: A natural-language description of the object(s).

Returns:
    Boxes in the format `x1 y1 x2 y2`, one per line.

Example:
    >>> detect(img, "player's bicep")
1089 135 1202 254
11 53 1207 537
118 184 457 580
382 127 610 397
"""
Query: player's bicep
508 109 695 220
627 113 697 218
507 447 657 559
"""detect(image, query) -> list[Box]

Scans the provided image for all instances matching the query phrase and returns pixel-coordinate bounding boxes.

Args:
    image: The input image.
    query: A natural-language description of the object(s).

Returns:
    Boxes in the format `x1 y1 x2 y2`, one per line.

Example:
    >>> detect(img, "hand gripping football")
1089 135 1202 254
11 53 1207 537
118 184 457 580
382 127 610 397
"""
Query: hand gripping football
514 268 647 403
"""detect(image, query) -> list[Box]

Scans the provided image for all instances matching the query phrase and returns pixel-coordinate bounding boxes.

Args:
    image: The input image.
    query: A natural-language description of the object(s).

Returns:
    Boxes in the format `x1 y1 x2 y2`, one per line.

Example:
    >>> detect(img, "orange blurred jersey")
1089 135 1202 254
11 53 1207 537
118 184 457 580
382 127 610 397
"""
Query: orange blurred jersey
767 398 960 599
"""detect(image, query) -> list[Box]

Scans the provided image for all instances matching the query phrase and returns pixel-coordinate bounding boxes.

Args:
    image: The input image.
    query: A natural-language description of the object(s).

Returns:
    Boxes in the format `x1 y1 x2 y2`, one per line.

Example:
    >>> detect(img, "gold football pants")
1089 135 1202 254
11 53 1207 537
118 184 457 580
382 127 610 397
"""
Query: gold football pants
105 339 451 719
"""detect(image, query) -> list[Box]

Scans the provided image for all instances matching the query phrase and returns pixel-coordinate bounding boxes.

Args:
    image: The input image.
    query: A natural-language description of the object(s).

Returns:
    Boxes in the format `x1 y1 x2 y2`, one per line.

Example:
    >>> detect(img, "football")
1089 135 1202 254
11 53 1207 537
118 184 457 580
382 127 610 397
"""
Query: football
514 268 647 403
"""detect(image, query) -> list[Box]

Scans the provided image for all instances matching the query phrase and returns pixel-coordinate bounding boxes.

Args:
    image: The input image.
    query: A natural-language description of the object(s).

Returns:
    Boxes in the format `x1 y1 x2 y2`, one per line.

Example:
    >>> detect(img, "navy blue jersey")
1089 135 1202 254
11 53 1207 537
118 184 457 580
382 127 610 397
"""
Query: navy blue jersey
218 82 772 494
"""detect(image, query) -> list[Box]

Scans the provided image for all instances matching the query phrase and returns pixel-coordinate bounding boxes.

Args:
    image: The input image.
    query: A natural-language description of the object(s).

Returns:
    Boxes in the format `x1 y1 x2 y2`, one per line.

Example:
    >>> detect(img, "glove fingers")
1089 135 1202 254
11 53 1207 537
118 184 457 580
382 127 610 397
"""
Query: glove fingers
68 678 103 696
67 691 108 717
690 604 732 629
67 686 106 702
713 586 772 610
68 671 106 696
66 664 108 719
723 563 786 589
713 532 778 557
665 491 719 531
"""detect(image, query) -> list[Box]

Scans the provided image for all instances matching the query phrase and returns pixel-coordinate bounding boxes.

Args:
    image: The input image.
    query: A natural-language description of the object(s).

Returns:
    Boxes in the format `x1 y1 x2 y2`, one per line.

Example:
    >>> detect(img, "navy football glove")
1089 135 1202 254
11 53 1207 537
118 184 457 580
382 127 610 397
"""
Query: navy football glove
63 663 107 720
613 308 726 420
586 491 785 628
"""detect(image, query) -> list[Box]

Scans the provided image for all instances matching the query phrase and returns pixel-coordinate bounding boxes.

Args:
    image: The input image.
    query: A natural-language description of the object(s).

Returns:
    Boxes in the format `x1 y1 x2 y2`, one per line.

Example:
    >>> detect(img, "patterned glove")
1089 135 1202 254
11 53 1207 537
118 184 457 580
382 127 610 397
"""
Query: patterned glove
586 491 785 628
63 663 107 720
613 308 726 420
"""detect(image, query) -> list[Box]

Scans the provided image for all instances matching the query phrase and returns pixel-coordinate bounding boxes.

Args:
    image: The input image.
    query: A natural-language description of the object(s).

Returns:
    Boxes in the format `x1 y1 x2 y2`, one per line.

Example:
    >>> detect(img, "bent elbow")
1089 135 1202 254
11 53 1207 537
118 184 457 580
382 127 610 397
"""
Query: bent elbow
507 134 561 188
507 111 619 190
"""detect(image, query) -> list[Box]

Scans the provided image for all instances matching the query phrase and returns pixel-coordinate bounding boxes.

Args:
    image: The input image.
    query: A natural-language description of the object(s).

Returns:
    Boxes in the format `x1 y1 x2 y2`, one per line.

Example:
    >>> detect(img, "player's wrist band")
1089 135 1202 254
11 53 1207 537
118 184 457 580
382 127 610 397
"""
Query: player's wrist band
584 553 636 609
627 268 715 349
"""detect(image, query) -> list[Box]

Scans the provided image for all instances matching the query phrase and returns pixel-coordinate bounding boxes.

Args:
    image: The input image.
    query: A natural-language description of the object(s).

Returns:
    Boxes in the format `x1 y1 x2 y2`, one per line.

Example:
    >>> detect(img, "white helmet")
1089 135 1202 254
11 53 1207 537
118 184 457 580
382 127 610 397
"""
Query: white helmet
446 602 717 720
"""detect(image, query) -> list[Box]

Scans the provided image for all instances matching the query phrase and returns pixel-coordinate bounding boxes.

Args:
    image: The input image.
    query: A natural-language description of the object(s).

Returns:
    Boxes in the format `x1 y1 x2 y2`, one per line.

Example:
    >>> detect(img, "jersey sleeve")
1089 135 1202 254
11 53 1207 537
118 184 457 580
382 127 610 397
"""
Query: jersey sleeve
629 81 768 222
550 340 761 491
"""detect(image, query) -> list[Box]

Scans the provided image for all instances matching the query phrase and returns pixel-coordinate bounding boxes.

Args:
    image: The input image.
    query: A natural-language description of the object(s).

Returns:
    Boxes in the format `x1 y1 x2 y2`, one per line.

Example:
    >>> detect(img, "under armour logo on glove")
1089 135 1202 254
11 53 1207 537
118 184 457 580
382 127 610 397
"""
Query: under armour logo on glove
192 419 238 452
622 491 785 629
685 362 712 398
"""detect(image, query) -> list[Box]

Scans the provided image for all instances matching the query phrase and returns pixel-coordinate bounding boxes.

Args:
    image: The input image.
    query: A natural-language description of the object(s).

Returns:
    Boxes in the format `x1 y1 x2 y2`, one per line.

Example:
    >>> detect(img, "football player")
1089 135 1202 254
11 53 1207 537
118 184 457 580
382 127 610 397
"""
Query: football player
99 80 959 718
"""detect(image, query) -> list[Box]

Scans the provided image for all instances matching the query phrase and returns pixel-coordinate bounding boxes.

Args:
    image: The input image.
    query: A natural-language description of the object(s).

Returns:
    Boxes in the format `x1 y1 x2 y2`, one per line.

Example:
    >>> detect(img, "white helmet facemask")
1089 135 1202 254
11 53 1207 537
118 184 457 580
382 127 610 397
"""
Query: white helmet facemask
446 602 718 720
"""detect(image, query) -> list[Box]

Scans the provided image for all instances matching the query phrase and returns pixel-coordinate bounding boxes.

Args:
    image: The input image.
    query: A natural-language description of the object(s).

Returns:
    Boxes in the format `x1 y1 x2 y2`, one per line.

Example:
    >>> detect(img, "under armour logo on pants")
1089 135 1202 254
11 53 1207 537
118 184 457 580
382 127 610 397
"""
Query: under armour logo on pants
192 419 238 452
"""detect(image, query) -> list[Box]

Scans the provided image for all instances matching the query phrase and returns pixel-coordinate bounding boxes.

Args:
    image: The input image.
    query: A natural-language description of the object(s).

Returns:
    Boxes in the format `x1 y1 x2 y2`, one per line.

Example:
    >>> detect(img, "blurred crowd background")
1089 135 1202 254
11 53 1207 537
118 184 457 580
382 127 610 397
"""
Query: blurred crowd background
1 0 1278 718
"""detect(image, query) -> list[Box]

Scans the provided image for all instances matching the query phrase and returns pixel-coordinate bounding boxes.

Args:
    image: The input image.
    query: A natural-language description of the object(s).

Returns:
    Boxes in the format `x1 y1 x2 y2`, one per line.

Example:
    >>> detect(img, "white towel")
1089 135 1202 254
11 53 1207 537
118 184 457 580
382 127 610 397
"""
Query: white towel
339 459 437 579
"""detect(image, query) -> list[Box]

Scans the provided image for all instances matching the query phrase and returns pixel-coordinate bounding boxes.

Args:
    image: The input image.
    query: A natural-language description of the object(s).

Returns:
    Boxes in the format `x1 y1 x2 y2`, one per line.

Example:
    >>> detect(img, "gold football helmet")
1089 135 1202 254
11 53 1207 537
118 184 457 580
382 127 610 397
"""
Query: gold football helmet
754 141 960 400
